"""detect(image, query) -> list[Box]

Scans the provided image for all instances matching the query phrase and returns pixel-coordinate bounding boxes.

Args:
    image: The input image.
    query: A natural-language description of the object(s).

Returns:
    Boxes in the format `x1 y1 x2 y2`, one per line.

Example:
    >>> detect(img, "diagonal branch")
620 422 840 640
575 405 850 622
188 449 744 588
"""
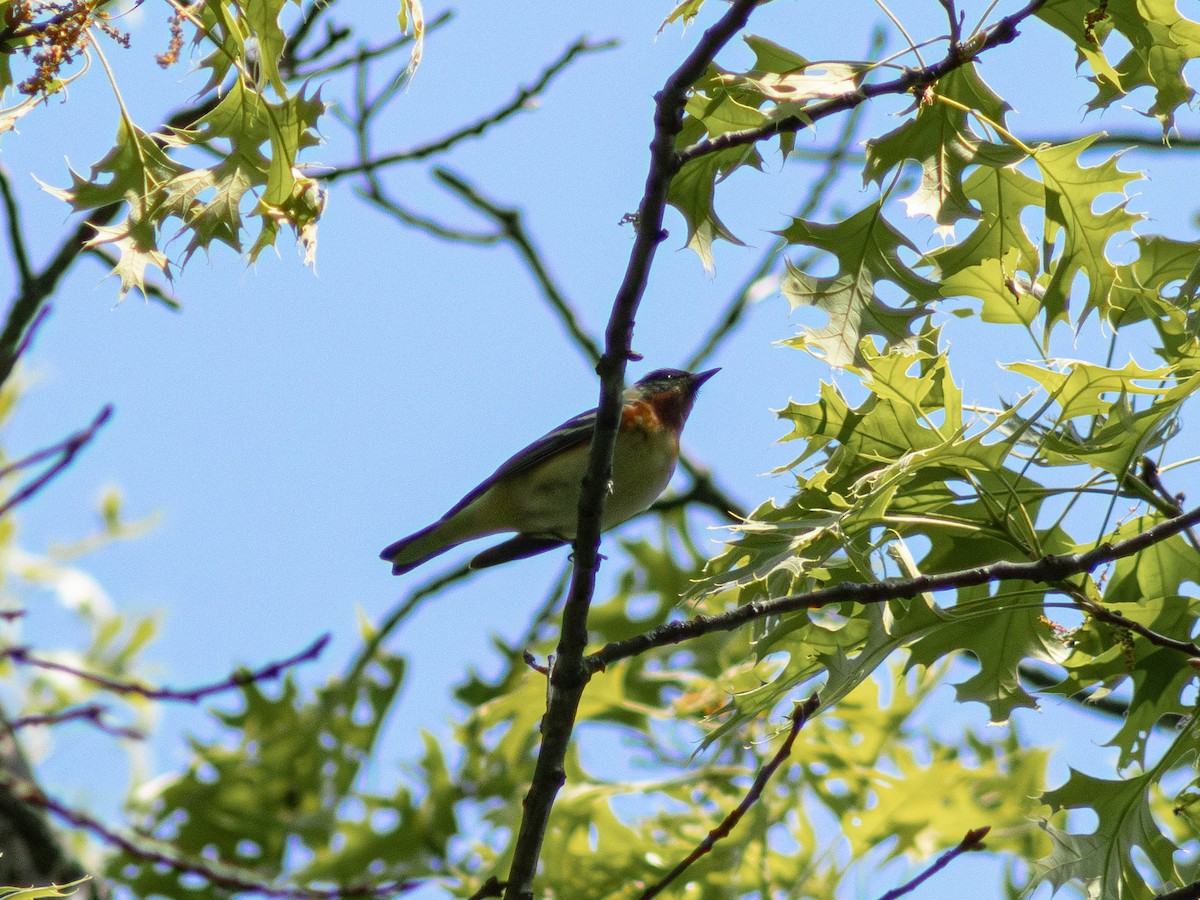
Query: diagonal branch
10 704 144 741
325 36 615 181
501 4 767 898
637 694 820 899
432 168 602 364
0 405 113 520
874 827 990 900
588 503 1200 670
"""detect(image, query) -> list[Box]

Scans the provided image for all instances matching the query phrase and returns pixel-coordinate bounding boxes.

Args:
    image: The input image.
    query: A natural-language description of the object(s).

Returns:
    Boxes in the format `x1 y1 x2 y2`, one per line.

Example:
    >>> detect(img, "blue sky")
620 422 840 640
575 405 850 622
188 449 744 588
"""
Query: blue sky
1 1 1196 896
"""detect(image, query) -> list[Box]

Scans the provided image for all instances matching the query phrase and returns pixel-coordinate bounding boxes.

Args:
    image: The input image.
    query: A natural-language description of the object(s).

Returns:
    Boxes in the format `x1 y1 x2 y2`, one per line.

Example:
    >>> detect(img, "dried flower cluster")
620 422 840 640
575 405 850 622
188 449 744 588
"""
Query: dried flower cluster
0 0 130 98
155 7 184 68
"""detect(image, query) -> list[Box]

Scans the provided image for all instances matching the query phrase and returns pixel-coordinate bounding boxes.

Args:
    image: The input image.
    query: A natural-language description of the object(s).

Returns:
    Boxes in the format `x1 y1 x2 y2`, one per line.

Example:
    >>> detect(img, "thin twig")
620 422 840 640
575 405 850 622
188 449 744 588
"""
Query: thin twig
874 826 990 900
2 771 414 899
0 405 113 520
10 704 144 741
433 167 602 365
653 454 746 520
4 633 330 703
327 37 615 180
501 4 766 899
588 503 1200 670
1071 590 1200 657
938 0 964 49
291 13 452 81
1026 131 1200 151
637 694 820 899
354 183 498 244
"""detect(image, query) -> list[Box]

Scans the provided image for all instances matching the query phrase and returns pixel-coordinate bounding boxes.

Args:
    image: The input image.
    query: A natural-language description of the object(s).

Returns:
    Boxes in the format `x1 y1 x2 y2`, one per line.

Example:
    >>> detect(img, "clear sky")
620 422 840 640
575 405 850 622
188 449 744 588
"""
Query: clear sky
1 2 1195 897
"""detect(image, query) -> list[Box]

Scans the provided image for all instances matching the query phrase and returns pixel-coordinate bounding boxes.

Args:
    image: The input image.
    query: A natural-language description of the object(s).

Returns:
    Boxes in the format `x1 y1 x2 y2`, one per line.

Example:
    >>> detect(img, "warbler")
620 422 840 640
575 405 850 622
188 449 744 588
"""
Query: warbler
381 367 719 575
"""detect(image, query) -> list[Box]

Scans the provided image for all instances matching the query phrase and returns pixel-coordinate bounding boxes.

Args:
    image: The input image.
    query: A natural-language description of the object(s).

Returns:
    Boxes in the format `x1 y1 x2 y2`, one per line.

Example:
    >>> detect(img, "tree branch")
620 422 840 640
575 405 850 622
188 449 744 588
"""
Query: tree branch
432 167 602 365
4 633 330 703
328 37 616 178
501 4 767 898
676 0 1049 165
588 503 1200 670
0 405 112 520
10 704 144 741
0 166 32 284
637 694 820 899
874 826 990 900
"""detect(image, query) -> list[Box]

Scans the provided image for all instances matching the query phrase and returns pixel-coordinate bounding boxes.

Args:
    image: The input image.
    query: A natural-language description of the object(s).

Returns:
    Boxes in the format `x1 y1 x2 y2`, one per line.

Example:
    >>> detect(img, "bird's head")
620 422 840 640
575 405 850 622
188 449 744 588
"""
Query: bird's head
627 367 719 430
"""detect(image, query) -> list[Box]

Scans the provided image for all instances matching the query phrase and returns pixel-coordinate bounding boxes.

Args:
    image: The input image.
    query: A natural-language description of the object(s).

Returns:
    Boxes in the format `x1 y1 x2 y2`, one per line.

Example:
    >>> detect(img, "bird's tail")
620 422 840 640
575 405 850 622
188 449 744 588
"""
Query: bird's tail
380 519 465 575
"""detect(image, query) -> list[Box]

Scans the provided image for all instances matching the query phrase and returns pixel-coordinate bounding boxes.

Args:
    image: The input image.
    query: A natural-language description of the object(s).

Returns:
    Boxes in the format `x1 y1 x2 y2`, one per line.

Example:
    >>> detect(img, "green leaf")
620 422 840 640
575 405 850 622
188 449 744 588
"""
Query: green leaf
1035 136 1143 331
660 0 708 31
666 116 756 271
777 202 938 366
865 66 1015 228
115 646 408 897
241 0 294 95
0 879 91 900
1040 0 1200 132
929 145 1045 324
1036 715 1199 897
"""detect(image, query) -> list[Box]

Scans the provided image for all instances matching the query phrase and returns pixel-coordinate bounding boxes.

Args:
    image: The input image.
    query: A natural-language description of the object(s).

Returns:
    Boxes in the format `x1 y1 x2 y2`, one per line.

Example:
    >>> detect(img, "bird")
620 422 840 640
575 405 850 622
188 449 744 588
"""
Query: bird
380 367 719 575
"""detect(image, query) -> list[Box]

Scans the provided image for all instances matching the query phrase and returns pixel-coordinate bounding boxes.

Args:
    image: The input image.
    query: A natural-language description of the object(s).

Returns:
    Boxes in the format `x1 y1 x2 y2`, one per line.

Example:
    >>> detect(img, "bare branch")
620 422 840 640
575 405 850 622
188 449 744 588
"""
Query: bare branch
874 827 991 900
290 11 453 81
1026 131 1200 151
354 183 499 244
432 167 602 365
328 37 617 179
0 405 113 520
588 503 1200 670
652 453 746 521
502 4 767 898
938 0 964 49
10 704 144 741
1071 590 1200 657
637 694 820 899
4 633 330 703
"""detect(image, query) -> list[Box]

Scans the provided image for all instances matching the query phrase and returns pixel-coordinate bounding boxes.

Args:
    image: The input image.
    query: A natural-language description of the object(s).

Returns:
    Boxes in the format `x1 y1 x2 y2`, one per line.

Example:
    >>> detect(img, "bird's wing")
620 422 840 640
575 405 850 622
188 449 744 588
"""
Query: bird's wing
440 407 598 520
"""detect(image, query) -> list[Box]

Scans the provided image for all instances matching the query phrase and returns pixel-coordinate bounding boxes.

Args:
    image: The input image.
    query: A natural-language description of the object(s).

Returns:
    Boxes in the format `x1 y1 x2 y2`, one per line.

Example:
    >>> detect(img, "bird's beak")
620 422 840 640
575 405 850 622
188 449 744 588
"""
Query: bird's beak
690 368 720 389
